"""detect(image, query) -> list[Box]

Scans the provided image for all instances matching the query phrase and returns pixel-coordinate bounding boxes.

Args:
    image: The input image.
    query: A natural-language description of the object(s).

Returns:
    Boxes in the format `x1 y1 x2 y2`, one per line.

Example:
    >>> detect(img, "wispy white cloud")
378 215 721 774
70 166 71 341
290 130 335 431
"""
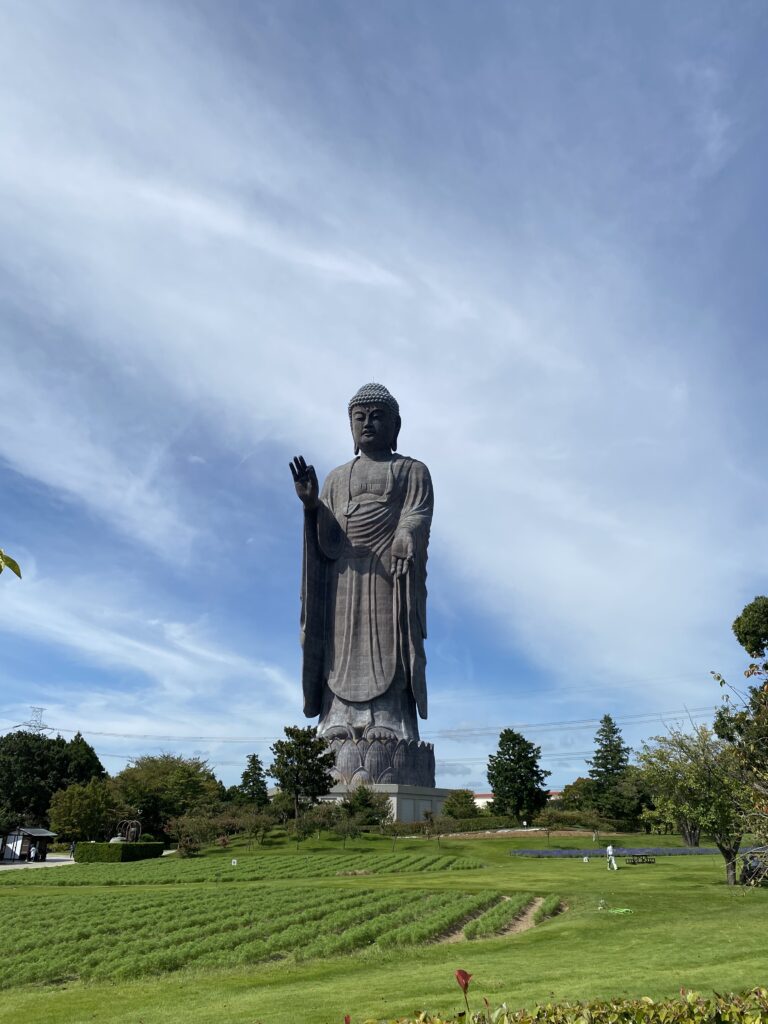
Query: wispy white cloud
0 354 197 560
0 572 299 705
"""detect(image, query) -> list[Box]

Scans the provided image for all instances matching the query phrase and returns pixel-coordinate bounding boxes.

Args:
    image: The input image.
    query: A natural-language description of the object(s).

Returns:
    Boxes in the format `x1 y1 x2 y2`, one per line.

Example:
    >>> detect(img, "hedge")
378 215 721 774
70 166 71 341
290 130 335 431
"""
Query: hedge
357 987 768 1023
74 842 164 863
436 816 518 833
381 817 517 838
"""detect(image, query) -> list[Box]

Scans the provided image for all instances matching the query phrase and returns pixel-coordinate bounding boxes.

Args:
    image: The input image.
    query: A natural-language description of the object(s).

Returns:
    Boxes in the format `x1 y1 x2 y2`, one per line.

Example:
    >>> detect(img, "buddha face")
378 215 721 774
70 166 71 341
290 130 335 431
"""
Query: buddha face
350 403 399 454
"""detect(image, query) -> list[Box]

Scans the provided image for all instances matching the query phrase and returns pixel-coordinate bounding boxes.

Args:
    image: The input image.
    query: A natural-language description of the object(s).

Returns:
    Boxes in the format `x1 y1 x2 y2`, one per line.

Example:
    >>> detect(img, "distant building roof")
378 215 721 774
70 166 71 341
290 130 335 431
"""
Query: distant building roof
8 827 58 838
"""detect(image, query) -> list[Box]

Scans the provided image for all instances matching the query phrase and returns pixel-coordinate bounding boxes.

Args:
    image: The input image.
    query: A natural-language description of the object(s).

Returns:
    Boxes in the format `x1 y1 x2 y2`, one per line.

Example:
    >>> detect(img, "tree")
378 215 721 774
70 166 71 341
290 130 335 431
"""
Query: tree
268 726 336 820
339 784 392 826
269 788 299 823
732 596 768 659
0 730 105 829
714 596 768 850
587 715 631 817
333 814 361 849
441 789 480 819
110 753 221 838
164 813 210 857
533 806 606 832
235 753 269 809
61 732 106 788
304 801 341 838
486 729 550 820
289 815 318 850
246 809 276 847
49 778 115 841
164 808 252 855
609 765 654 828
558 776 599 812
639 726 746 884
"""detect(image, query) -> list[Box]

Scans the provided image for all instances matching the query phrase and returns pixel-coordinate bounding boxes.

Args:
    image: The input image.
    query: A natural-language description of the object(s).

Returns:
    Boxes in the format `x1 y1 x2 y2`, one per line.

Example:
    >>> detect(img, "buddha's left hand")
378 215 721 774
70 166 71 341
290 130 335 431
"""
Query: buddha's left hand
391 533 414 577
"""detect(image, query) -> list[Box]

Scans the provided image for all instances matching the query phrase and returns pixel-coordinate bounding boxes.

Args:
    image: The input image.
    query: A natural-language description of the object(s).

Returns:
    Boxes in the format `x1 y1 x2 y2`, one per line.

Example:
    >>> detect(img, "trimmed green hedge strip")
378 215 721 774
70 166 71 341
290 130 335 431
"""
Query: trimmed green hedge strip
437 816 518 832
383 816 518 836
363 987 768 1023
74 843 164 863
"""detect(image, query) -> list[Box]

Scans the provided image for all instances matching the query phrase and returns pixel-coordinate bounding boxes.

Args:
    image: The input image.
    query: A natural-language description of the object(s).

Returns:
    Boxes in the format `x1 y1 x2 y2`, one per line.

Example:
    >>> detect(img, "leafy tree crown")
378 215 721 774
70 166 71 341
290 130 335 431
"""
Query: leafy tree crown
732 596 768 659
441 788 480 819
268 726 336 819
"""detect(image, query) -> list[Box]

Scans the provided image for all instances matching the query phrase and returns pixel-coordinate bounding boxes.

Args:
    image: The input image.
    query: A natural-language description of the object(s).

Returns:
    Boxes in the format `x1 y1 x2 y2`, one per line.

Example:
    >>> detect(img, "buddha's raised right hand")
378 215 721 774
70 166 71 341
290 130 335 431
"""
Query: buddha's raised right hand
289 455 319 510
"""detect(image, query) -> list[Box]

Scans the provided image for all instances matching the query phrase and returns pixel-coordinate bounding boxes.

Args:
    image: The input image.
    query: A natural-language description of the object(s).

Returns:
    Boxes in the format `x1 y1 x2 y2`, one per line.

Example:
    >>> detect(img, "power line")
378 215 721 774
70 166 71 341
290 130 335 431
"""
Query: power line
0 705 715 745
433 708 713 740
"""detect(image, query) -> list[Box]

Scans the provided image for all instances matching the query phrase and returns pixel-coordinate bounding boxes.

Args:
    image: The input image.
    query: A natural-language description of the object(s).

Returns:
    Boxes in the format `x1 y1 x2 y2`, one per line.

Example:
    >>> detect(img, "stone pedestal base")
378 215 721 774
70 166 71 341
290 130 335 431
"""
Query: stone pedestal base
325 782 454 824
328 735 435 788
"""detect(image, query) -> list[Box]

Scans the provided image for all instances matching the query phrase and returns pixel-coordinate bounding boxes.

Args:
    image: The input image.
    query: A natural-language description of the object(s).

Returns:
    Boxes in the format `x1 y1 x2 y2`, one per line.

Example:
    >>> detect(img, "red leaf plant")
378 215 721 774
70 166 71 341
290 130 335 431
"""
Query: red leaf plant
455 969 473 1016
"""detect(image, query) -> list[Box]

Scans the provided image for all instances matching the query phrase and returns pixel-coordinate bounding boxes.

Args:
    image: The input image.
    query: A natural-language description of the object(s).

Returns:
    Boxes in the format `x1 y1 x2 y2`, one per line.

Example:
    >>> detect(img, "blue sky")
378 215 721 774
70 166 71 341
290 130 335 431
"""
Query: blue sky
1 1 766 791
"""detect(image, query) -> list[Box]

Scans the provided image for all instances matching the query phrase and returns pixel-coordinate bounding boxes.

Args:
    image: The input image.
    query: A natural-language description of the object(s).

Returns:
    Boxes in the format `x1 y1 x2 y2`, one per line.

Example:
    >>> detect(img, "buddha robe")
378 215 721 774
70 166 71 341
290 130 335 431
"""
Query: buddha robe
300 453 433 740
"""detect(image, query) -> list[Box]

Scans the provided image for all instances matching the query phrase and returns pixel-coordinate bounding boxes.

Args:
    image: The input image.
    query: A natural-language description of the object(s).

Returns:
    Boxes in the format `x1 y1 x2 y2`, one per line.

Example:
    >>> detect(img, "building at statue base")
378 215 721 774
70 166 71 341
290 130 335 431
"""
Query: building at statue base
322 782 453 823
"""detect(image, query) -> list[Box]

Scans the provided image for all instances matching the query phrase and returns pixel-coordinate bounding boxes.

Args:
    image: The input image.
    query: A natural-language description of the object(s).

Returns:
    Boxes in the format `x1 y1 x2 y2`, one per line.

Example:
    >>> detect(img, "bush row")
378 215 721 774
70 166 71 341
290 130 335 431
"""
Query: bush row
437 816 519 832
74 842 164 863
359 987 768 1023
384 816 517 836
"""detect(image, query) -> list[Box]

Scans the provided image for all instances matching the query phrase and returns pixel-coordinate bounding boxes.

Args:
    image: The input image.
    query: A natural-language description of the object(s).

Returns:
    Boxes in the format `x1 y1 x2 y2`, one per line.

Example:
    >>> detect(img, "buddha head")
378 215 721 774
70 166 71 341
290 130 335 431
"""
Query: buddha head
348 383 401 455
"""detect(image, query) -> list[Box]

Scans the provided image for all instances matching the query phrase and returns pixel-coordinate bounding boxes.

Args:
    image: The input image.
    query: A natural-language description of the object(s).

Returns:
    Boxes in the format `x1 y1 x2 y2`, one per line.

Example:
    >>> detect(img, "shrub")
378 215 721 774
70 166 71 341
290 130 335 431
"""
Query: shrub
361 987 768 1023
339 784 392 826
533 808 613 831
74 842 164 863
434 815 518 833
441 789 480 819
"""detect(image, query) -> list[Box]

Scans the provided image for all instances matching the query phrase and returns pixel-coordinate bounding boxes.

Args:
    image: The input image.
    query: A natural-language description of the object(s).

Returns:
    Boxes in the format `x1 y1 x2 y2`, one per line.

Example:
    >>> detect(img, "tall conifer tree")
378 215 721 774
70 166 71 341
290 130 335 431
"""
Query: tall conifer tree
587 714 631 818
486 729 550 820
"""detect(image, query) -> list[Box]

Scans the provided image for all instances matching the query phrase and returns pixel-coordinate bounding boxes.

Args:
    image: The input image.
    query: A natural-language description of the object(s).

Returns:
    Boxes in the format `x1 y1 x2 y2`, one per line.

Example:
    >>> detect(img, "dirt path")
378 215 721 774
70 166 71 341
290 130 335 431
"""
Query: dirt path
438 895 547 943
439 900 504 944
500 896 544 935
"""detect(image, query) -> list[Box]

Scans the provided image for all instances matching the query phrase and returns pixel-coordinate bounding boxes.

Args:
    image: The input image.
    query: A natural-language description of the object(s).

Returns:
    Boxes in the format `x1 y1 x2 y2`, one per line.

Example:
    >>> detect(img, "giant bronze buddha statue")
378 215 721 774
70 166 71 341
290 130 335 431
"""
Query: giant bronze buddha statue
290 383 435 786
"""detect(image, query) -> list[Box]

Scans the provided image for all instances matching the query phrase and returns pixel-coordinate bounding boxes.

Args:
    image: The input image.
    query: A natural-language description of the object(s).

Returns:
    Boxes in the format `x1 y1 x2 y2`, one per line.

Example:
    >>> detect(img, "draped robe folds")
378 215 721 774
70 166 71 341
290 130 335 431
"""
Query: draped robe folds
300 454 433 735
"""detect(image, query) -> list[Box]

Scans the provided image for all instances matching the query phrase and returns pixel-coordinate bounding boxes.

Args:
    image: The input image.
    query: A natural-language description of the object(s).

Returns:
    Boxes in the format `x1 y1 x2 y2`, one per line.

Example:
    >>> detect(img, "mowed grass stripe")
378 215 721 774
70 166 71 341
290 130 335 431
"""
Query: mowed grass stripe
3 886 331 964
0 887 368 986
376 890 503 948
297 890 466 960
0 851 485 888
0 887 421 986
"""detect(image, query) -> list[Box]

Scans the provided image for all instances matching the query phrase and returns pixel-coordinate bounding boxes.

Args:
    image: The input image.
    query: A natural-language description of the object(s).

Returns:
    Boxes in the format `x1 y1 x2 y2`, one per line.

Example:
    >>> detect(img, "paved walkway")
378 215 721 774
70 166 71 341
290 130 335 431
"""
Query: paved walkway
0 855 76 870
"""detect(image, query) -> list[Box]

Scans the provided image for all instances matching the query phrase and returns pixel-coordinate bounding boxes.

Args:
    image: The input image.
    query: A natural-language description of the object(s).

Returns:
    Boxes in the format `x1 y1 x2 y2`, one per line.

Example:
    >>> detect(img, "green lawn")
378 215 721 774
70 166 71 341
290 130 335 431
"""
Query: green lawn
0 831 763 1024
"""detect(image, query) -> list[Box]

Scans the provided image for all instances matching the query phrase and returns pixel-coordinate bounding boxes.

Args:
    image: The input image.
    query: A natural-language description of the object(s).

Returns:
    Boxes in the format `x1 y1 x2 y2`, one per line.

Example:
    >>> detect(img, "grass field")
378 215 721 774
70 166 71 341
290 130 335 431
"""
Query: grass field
0 830 764 1024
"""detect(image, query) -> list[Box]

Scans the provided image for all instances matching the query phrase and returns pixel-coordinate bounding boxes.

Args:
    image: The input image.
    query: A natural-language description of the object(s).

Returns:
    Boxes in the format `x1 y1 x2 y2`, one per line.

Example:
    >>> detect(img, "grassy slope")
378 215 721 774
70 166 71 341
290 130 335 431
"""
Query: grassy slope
0 832 764 1024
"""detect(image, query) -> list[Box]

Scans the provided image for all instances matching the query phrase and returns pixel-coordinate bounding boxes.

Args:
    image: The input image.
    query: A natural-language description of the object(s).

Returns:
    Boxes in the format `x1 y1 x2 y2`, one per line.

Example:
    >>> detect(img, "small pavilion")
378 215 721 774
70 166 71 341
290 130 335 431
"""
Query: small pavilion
0 827 58 862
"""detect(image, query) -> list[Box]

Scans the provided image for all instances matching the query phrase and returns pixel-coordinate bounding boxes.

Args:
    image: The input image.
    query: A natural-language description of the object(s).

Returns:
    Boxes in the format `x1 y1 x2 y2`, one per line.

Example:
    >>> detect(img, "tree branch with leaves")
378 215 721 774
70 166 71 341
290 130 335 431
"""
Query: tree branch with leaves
0 549 21 578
